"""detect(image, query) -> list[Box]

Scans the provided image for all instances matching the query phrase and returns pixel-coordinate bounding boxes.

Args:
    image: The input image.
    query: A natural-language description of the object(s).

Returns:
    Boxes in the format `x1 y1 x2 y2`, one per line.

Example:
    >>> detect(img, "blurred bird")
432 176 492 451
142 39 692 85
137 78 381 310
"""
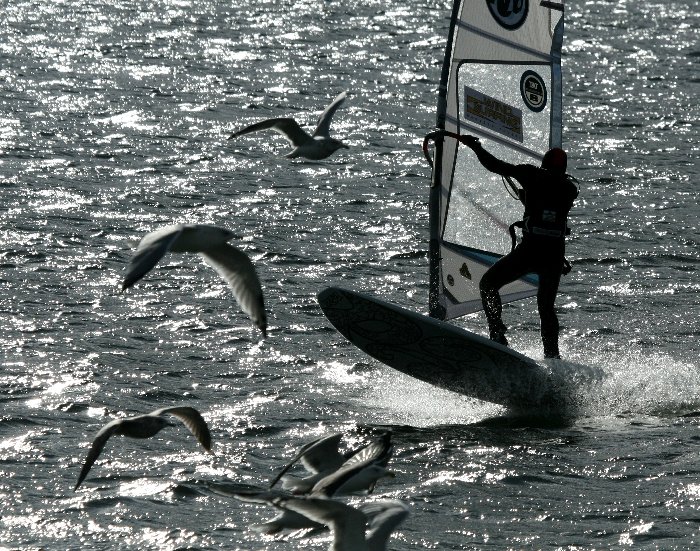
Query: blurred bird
74 406 211 490
228 432 394 534
121 223 267 337
212 484 328 535
233 490 409 551
208 481 325 535
228 91 349 160
310 432 394 497
271 431 394 496
269 432 347 493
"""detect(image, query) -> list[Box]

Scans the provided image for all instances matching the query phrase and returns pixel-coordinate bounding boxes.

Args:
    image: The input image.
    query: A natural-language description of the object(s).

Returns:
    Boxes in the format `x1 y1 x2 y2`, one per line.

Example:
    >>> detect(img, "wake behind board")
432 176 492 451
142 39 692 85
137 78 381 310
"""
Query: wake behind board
318 287 562 410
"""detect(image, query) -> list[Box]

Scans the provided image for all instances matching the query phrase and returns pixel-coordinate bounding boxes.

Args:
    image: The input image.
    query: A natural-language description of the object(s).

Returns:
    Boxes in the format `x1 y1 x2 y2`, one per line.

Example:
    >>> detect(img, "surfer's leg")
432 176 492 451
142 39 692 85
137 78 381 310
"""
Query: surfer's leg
537 266 563 359
480 248 529 345
480 285 507 345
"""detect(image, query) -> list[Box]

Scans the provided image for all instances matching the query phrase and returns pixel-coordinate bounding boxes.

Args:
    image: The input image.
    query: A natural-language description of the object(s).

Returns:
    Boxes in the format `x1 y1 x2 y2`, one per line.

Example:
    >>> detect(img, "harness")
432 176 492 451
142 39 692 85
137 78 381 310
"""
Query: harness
507 171 575 278
508 220 572 275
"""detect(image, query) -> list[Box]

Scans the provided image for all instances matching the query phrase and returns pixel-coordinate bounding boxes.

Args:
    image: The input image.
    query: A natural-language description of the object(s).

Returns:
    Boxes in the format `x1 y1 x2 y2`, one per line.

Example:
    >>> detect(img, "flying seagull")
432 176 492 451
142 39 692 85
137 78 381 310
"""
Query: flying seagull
211 484 328 535
228 91 349 160
74 406 212 490
270 431 394 496
233 490 410 551
269 432 347 493
310 432 394 498
121 223 267 337
218 432 393 535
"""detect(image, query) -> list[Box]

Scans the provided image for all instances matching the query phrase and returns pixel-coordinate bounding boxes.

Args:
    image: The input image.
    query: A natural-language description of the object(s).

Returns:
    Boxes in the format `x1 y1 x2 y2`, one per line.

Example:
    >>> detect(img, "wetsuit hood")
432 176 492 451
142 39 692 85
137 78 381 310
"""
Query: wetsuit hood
542 148 567 173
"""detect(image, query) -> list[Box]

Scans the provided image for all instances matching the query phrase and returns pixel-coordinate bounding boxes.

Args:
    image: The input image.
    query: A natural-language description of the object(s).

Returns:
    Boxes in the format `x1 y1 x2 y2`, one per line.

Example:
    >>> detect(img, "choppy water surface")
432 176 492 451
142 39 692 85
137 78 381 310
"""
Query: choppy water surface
1 0 698 549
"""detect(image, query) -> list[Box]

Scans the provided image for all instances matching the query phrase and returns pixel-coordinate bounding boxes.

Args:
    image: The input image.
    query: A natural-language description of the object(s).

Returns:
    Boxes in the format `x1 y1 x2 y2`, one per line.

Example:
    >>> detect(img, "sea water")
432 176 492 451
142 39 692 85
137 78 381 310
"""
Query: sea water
0 0 698 549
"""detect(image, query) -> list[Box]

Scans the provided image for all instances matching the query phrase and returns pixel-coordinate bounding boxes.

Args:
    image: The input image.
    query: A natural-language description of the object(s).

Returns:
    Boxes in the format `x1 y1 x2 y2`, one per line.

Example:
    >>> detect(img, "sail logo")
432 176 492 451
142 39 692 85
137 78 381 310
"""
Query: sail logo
463 86 524 143
486 0 529 30
520 70 547 112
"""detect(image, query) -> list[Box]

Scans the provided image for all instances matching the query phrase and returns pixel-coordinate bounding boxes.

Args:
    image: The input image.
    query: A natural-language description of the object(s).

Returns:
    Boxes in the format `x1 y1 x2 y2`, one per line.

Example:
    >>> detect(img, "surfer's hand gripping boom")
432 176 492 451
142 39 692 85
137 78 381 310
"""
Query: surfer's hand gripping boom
459 135 480 149
422 131 521 204
422 131 483 169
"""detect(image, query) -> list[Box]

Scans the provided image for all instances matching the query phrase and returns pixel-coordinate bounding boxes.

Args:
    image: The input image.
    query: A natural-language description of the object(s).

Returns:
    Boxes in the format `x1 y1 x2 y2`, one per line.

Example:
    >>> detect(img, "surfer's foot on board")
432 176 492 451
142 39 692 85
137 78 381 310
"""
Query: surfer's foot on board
543 335 561 359
489 331 508 346
489 321 508 347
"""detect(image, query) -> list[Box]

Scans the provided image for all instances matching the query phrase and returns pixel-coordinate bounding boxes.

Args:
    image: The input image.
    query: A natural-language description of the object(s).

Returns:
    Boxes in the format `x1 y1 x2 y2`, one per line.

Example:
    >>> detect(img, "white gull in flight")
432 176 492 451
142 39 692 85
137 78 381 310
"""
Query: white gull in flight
262 432 394 533
208 482 327 535
269 432 347 493
234 490 410 551
270 432 394 496
75 406 211 490
224 432 394 535
228 91 349 160
310 432 394 498
121 223 267 337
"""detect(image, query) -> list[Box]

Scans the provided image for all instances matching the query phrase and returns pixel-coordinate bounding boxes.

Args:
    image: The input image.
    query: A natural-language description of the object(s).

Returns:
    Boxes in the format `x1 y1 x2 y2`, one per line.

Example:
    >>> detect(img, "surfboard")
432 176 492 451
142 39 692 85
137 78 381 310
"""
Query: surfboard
318 286 562 410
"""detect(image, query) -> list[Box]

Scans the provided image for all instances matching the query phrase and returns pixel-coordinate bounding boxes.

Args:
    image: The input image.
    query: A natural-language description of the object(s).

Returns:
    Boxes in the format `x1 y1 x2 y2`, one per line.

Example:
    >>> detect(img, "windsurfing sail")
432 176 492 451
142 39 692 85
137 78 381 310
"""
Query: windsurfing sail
427 0 565 321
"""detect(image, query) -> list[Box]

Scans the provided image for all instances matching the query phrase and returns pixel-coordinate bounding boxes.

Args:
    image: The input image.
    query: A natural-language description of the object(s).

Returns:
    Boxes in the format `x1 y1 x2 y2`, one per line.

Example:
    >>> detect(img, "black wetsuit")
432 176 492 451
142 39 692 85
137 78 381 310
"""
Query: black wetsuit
471 144 579 358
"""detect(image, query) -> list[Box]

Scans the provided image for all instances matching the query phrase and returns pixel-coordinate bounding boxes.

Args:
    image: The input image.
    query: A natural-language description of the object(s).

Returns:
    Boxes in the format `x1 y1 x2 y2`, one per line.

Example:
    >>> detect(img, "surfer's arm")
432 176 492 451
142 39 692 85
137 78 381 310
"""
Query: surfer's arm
460 136 518 177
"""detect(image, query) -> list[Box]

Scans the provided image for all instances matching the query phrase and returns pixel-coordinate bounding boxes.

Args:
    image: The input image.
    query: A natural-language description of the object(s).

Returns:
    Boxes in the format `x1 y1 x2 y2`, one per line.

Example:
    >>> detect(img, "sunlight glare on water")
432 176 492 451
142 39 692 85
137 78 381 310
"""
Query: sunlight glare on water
0 0 698 549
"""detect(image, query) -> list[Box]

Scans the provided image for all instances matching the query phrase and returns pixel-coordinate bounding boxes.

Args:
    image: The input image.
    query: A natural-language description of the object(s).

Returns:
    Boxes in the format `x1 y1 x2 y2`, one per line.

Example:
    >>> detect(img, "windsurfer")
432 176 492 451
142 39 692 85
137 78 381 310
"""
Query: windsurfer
460 135 578 359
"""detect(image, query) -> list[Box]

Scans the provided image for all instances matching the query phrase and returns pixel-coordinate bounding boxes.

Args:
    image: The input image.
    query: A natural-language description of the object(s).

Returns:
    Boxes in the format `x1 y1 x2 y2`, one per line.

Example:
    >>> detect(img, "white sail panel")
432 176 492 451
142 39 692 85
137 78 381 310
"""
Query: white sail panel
428 0 565 321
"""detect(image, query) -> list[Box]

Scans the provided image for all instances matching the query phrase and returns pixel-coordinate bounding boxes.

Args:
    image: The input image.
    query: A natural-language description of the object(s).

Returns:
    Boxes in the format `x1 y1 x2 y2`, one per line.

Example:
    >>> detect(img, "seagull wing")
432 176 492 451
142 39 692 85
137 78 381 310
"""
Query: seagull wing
122 225 183 291
153 406 212 452
313 91 347 138
229 118 312 147
311 433 393 497
74 420 122 490
207 481 267 498
252 508 327 535
223 489 328 534
345 432 393 468
226 488 289 503
199 243 267 337
270 433 344 488
312 462 389 498
271 495 367 551
363 501 410 551
298 433 346 474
